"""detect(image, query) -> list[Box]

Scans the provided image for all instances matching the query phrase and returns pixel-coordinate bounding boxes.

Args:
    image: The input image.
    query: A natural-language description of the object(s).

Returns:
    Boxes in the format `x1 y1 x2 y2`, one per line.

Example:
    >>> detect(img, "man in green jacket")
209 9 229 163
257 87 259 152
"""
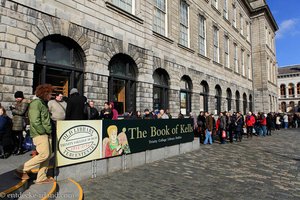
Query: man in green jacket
15 84 54 184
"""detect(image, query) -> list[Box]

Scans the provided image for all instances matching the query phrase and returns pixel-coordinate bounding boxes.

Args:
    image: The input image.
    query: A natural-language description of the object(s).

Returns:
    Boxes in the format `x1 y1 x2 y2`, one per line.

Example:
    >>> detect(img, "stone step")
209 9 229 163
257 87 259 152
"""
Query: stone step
0 170 28 200
18 177 56 200
55 178 83 200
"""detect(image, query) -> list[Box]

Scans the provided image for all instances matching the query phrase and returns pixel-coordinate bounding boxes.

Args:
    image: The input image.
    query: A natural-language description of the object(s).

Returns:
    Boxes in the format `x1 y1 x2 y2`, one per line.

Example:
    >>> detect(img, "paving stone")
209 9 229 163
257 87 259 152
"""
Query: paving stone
80 129 300 199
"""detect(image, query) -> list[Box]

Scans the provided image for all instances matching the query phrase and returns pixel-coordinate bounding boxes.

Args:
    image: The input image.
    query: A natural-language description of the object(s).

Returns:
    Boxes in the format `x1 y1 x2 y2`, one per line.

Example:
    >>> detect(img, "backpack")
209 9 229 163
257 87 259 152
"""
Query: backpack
22 131 33 151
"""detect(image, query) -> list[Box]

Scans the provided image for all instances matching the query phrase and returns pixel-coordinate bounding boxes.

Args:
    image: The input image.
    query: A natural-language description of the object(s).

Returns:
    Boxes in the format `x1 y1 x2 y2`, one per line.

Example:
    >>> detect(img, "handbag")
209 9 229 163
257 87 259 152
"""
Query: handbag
222 130 226 138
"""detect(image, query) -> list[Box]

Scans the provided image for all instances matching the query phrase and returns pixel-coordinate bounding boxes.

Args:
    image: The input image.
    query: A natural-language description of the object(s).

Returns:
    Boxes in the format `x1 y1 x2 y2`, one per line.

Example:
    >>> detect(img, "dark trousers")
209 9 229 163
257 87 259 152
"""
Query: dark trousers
247 126 253 138
51 120 57 152
0 144 4 155
267 128 272 135
235 131 242 142
228 129 234 143
12 130 23 151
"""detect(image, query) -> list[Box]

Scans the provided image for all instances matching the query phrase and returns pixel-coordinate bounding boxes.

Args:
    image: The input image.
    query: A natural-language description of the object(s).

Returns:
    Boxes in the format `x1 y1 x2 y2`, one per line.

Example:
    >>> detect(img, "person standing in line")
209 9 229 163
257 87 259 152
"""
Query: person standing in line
157 109 169 119
100 102 113 119
143 109 153 119
266 113 273 136
203 112 213 145
88 100 100 120
283 113 289 129
246 112 255 138
275 114 281 130
235 112 244 142
65 88 87 120
165 109 172 119
10 91 30 155
15 84 54 184
0 107 11 159
260 113 267 137
197 111 206 143
109 102 118 120
48 92 67 152
218 112 227 144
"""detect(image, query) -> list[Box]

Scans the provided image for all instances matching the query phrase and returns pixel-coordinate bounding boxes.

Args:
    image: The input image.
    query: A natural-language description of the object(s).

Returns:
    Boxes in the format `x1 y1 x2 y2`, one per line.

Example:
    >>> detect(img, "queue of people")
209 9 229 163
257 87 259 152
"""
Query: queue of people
1 87 299 159
193 111 300 145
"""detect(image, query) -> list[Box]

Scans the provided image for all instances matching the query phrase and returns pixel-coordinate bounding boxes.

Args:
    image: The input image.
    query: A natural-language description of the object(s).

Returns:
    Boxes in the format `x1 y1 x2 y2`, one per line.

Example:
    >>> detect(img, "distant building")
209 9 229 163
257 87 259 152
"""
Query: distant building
0 0 278 116
278 65 300 112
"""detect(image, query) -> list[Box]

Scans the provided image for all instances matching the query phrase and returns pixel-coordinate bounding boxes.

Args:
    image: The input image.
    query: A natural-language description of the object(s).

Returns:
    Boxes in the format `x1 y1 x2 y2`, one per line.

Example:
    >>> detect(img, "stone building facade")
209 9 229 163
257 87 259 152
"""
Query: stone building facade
0 0 278 116
278 65 300 113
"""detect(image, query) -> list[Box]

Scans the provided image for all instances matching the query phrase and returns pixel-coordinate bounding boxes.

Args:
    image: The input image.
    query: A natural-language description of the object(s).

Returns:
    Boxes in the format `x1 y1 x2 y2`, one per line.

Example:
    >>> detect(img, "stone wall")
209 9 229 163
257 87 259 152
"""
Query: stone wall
0 0 277 115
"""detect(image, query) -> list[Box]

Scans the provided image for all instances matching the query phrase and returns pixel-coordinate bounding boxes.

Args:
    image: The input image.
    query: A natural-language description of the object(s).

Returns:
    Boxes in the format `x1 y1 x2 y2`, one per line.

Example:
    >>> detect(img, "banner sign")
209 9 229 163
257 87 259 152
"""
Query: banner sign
102 119 194 159
56 120 102 167
56 119 194 166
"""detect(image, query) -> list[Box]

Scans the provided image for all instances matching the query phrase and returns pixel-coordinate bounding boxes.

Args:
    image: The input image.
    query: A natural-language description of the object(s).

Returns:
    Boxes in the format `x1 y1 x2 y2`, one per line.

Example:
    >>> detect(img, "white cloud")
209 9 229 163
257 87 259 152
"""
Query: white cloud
276 19 299 39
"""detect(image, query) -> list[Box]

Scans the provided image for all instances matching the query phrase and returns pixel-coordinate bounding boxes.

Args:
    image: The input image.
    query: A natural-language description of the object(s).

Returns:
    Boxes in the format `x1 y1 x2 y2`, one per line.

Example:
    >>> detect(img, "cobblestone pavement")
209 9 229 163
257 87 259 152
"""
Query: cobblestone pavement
80 129 300 200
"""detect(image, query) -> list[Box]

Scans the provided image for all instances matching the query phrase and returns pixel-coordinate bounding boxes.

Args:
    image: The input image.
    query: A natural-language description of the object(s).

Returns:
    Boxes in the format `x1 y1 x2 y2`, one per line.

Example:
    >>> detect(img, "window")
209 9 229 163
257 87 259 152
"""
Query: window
226 88 232 111
108 54 137 115
200 81 209 112
224 35 229 68
213 26 219 63
240 15 244 35
243 93 247 115
180 76 192 115
233 6 237 28
154 0 167 36
236 91 240 112
246 22 250 41
215 85 222 114
267 58 270 81
265 27 268 45
223 0 228 19
179 1 189 47
241 49 245 76
234 43 238 72
212 0 218 9
153 68 169 110
34 35 84 96
112 0 134 14
199 15 206 56
288 83 295 97
249 95 253 112
247 54 251 79
270 60 273 83
297 83 300 95
281 102 286 112
268 32 271 48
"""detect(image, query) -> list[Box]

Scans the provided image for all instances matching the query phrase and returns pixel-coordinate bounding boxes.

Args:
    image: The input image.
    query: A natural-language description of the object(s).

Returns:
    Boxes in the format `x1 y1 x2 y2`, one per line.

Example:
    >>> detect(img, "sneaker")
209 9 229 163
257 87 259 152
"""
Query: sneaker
35 177 54 185
14 170 30 180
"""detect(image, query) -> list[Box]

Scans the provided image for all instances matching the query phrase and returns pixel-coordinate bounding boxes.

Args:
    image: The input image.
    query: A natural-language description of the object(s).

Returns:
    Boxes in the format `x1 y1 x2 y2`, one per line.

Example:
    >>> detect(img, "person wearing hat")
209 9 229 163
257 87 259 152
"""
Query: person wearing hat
10 91 30 155
65 88 88 120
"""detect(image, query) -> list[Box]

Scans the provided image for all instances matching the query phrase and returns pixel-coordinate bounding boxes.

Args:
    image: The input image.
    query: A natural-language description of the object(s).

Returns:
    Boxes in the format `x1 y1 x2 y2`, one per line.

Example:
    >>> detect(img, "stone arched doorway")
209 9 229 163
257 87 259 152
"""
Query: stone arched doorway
153 68 170 111
108 53 138 114
33 35 85 96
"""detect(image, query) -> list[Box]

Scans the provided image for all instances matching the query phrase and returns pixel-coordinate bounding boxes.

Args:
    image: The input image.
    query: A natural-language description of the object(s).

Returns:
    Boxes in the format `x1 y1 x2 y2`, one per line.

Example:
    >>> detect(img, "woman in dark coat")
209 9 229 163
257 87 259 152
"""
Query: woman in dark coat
65 88 88 120
235 113 244 142
0 107 12 158
11 91 30 155
266 113 273 136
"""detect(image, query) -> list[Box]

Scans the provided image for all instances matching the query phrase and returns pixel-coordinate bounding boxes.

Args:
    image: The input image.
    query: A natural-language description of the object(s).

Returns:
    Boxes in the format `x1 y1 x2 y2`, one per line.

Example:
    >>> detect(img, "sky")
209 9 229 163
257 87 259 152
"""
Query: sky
266 0 300 67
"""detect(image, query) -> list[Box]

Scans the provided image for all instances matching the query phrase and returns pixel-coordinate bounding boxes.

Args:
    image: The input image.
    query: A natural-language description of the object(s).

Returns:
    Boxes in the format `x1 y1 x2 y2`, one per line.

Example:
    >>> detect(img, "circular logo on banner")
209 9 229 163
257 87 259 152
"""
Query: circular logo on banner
58 125 99 160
